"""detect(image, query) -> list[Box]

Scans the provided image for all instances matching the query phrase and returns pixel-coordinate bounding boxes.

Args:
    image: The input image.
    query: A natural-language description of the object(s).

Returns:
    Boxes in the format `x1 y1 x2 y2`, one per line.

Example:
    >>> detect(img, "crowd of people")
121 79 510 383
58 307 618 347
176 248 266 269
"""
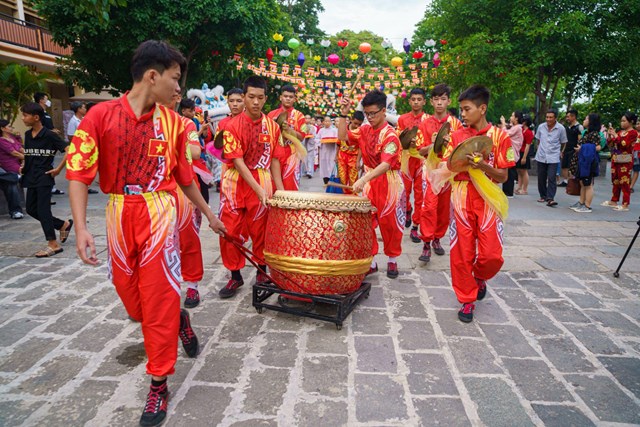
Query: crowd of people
0 38 638 427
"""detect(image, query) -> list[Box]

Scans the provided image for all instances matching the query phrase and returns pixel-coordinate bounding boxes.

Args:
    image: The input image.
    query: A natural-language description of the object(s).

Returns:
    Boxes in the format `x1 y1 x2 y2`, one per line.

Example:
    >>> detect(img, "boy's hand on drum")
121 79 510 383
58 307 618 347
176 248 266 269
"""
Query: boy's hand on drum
352 177 366 194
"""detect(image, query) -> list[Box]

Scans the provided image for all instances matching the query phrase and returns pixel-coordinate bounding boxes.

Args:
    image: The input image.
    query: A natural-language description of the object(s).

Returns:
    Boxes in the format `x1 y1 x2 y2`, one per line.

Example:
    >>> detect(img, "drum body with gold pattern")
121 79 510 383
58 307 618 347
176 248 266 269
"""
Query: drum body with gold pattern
265 191 374 295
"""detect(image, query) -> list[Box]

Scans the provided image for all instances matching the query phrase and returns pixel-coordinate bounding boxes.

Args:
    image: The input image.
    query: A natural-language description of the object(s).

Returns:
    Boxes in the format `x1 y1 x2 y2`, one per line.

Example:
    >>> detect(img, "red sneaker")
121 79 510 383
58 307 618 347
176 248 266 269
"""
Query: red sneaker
184 288 200 308
386 262 399 278
219 278 244 299
256 271 271 286
366 264 378 276
432 238 445 256
458 303 475 323
140 383 169 426
410 227 421 243
476 278 487 301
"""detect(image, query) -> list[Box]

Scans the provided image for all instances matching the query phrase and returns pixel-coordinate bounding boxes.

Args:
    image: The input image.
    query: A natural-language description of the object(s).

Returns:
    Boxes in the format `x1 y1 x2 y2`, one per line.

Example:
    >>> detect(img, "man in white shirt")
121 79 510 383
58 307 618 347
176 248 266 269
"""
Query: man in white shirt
534 109 568 207
66 102 87 141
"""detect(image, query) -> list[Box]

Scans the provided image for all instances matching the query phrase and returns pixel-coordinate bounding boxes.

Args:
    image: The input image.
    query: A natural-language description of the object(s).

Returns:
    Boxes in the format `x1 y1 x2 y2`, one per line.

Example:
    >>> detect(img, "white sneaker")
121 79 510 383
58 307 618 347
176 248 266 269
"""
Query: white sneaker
575 205 592 213
11 212 24 219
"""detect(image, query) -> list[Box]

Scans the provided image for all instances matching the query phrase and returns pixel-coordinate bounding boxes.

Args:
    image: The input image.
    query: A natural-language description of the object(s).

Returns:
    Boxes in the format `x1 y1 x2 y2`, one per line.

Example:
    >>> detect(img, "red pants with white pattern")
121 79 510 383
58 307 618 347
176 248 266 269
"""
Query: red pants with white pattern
402 156 424 225
449 183 504 303
174 188 203 282
364 170 405 258
106 192 181 377
420 180 451 242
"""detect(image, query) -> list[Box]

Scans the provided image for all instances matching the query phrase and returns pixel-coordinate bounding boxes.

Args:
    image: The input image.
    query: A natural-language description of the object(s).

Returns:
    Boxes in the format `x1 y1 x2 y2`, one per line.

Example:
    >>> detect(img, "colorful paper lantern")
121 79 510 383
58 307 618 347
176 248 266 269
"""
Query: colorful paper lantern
320 39 331 48
266 48 274 62
412 51 424 60
350 53 359 61
280 49 291 58
273 32 284 42
401 90 407 98
337 39 349 49
440 39 448 45
391 56 403 67
288 38 300 49
306 38 315 45
381 38 392 49
327 53 340 65
358 42 371 54
297 52 305 67
403 38 411 54
425 39 436 48
433 52 441 67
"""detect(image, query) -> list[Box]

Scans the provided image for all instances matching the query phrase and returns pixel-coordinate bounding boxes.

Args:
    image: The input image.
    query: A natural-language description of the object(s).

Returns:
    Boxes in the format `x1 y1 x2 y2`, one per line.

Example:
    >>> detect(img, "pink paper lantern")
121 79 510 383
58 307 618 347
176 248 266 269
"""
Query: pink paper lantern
327 53 340 65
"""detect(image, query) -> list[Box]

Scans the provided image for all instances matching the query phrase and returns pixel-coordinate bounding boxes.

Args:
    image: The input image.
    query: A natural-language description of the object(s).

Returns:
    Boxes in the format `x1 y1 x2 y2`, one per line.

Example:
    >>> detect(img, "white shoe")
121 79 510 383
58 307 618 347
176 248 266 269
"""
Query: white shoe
575 205 592 213
11 212 24 219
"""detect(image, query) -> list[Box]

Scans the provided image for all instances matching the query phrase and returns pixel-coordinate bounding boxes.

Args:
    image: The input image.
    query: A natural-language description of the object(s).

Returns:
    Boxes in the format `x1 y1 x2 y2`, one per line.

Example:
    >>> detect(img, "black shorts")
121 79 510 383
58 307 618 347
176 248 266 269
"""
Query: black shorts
580 175 594 186
515 155 531 170
561 150 575 169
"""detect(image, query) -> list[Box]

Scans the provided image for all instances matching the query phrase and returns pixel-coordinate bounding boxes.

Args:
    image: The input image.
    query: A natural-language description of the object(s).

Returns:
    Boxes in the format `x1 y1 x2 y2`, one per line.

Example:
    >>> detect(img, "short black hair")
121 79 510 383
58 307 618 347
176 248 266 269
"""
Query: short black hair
523 115 532 128
0 119 9 128
353 111 365 122
458 85 490 107
227 88 243 97
70 101 85 113
567 108 578 117
179 98 195 111
623 111 638 126
21 102 45 121
431 83 451 98
546 108 558 118
409 88 426 98
34 92 48 103
513 111 524 125
448 107 458 117
281 85 296 94
130 40 186 82
86 102 96 111
361 90 387 109
243 76 268 94
586 113 601 133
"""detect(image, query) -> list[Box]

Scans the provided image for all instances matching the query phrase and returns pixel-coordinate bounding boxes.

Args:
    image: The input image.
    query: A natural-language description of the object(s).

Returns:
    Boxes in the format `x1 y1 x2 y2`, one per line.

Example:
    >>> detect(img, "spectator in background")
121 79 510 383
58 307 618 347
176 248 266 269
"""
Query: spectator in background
560 109 584 187
302 114 317 178
603 112 637 211
571 113 602 213
35 92 65 197
0 119 25 219
516 115 534 195
535 108 568 207
500 111 524 197
630 120 640 193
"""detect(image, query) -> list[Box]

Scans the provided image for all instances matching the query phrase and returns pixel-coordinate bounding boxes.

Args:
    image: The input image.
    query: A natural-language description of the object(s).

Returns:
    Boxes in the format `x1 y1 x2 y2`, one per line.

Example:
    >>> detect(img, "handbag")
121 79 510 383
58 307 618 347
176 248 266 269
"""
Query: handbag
566 178 581 196
613 153 633 164
325 164 343 194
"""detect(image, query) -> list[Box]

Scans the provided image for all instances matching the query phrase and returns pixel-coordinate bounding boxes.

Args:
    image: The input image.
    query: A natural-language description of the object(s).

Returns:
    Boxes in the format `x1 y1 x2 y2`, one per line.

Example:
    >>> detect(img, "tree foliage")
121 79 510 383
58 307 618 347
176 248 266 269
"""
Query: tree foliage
0 63 50 124
277 0 324 37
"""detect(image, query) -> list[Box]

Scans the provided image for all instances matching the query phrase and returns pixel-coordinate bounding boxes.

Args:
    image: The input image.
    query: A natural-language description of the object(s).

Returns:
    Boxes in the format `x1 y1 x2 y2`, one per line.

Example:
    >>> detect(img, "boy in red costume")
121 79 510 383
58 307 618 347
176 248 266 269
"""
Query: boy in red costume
267 85 308 190
66 40 225 426
338 91 404 278
414 83 463 262
440 85 515 323
218 76 286 298
337 111 364 193
397 88 428 241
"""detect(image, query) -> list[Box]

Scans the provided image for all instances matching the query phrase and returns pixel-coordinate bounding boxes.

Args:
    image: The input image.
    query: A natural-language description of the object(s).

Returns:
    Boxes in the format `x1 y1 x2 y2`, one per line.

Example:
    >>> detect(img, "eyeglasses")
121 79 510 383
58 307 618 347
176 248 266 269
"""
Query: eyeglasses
364 108 383 119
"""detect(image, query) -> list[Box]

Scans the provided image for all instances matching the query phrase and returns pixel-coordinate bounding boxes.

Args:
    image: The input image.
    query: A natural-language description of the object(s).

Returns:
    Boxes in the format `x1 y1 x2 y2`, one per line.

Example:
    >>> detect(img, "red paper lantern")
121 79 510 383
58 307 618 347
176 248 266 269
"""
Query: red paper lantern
266 48 274 62
440 39 448 45
337 39 349 49
359 42 371 54
412 51 424 60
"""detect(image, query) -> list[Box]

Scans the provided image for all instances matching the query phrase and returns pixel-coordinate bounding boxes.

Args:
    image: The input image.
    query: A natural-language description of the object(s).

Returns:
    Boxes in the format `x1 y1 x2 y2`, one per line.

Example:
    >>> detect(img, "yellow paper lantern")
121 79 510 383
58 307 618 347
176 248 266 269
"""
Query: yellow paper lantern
391 57 403 67
350 53 359 61
272 33 284 42
313 55 321 62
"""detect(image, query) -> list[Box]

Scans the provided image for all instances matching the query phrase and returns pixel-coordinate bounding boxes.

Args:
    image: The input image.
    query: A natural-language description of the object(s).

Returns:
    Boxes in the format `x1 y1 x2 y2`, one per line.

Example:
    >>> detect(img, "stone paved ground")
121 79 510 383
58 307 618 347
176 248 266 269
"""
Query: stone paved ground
1 163 639 426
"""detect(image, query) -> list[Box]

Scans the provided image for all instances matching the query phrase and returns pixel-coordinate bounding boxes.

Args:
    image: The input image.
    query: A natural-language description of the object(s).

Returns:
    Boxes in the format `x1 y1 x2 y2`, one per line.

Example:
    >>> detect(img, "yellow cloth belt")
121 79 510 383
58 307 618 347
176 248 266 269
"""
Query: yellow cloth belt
467 168 509 220
263 251 373 276
400 148 423 175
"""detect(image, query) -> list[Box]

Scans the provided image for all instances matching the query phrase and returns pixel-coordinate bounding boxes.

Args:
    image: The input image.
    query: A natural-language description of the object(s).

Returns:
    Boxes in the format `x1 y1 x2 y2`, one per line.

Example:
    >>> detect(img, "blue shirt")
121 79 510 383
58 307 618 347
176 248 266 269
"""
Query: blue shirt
535 122 568 163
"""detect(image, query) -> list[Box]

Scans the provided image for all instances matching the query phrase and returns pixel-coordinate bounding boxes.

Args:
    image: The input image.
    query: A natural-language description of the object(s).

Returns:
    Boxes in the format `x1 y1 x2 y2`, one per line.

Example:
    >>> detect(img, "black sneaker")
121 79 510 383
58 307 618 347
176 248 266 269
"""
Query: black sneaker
179 309 199 358
419 242 431 262
432 238 445 256
140 384 169 426
405 208 412 228
184 288 200 308
387 262 399 279
256 271 271 286
458 303 475 323
366 264 378 276
557 181 568 187
476 278 487 301
410 227 421 243
219 278 244 299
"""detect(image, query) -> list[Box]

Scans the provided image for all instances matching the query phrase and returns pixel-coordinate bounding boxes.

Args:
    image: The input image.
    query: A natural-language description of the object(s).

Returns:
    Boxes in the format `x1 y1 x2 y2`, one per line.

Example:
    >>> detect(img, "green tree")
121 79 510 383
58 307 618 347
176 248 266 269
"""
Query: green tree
33 0 284 93
0 63 50 124
277 0 324 37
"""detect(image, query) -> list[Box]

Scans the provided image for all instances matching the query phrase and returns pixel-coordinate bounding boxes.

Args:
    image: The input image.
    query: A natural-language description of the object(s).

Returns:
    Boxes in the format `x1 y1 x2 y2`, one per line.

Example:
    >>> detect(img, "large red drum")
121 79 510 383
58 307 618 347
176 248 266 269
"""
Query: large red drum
264 191 374 295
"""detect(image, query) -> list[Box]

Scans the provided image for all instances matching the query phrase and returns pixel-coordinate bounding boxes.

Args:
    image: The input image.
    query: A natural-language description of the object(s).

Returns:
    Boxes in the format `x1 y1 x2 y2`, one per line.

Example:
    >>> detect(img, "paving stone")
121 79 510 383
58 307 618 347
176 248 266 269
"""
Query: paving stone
305 323 347 354
82 286 117 307
564 324 624 355
67 320 123 351
195 345 246 383
354 335 397 373
43 307 101 335
263 311 306 332
106 303 128 321
13 355 87 396
519 280 561 299
416 270 450 287
359 284 386 308
302 356 348 397
259 332 298 368
565 374 640 424
564 292 604 309
490 273 519 288
45 379 118 425
229 420 276 427
613 300 640 320
0 336 61 373
472 298 509 324
448 338 502 374
413 397 471 426
538 337 596 373
425 287 458 309
219 314 265 343
5 272 50 289
351 307 390 335
0 317 45 347
434 310 482 338
511 309 563 336
493 289 534 309
463 377 534 427
26 293 77 316
511 271 540 280
355 374 407 422
244 368 289 416
588 282 628 300
536 257 602 273
397 320 438 350
403 353 457 395
392 295 428 319
584 310 640 337
479 324 538 357
170 385 233 426
598 356 640 397
11 282 55 303
541 300 590 323
0 303 26 325
0 400 45 426
294 400 348 427
503 358 573 402
540 272 585 289
93 341 145 377
531 404 595 427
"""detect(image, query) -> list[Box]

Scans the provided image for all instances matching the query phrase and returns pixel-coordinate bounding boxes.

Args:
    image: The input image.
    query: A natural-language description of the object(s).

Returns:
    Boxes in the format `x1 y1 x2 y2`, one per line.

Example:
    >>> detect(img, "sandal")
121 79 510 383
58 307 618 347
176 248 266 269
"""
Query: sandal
60 219 74 243
613 205 629 211
35 247 63 258
600 201 616 207
537 198 546 203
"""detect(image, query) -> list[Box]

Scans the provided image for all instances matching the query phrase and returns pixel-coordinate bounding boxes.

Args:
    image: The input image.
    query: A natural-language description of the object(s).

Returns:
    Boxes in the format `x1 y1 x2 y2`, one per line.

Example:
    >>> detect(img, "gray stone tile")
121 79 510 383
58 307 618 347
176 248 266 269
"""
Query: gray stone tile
519 279 561 299
302 356 348 398
305 323 347 354
541 300 590 323
195 346 246 384
490 273 519 288
473 298 509 323
351 307 390 335
13 355 88 396
479 324 538 357
493 289 534 309
170 385 233 426
26 293 77 316
45 379 118 425
503 358 573 402
434 310 482 337
536 257 602 272
355 374 407 422
463 377 535 427
0 318 45 347
538 337 596 373
397 320 438 350
294 400 348 427
229 420 276 427
82 286 116 307
93 341 145 377
413 397 471 426
354 336 397 373
564 324 624 355
44 307 101 335
244 368 289 416
587 282 628 300
540 272 585 289
392 295 428 319
258 332 298 368
403 353 458 395
565 292 605 309
511 272 540 280
0 336 61 373
584 310 640 337
531 404 595 427
613 300 640 320
598 356 640 397
425 287 458 309
5 273 50 289
416 270 450 287
67 320 123 351
11 283 54 303
565 374 640 424
359 284 386 308
448 338 502 374
0 400 45 426
219 314 265 343
512 309 563 336
0 303 26 325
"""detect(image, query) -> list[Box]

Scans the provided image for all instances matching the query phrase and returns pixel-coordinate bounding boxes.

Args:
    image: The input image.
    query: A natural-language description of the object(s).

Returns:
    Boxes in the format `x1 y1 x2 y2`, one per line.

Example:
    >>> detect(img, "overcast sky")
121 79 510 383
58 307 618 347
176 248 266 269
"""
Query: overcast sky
317 0 428 51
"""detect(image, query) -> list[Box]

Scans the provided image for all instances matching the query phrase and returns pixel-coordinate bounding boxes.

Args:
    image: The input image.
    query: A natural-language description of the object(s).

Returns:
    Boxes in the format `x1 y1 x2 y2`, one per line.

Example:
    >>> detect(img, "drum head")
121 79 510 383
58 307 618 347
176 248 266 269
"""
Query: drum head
447 136 493 173
268 190 374 213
